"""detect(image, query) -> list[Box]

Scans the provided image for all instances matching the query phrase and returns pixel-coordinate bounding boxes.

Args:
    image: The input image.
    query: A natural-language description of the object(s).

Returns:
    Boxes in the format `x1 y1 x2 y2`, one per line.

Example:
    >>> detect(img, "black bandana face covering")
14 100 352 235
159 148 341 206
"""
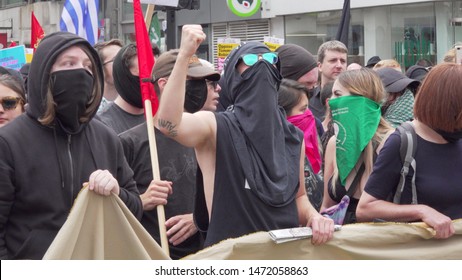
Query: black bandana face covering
184 79 208 113
51 68 93 134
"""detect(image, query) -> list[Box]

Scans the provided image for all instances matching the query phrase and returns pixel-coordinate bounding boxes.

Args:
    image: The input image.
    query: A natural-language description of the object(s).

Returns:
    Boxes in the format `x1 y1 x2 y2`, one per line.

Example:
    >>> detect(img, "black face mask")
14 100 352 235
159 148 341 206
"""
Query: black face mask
51 69 93 134
435 129 462 143
184 79 208 113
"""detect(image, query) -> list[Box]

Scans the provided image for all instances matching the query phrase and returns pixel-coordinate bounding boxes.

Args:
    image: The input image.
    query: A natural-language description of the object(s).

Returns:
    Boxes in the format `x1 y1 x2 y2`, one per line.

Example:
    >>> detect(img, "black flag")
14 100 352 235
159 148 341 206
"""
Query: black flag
335 0 350 48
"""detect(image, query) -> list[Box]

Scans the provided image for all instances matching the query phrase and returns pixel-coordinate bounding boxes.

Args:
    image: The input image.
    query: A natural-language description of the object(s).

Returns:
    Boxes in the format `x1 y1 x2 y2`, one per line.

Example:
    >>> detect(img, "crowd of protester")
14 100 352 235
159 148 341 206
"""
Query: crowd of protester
0 27 460 260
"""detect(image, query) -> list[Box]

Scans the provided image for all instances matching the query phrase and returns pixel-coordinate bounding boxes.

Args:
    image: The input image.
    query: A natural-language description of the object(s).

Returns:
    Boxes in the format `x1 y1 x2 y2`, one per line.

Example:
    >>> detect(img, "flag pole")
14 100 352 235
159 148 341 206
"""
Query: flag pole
133 0 169 257
143 7 170 258
144 4 155 31
144 95 169 257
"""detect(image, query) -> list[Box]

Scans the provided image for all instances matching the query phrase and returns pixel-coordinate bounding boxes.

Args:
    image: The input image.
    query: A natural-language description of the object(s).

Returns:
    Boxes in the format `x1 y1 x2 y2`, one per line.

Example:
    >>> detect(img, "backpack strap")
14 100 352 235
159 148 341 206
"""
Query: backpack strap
394 122 418 204
346 163 365 197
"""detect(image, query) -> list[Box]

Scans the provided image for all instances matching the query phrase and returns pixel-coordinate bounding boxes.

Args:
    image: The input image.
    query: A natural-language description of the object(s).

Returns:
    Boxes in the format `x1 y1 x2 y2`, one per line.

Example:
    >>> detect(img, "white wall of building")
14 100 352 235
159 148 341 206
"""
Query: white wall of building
261 0 444 18
0 1 61 45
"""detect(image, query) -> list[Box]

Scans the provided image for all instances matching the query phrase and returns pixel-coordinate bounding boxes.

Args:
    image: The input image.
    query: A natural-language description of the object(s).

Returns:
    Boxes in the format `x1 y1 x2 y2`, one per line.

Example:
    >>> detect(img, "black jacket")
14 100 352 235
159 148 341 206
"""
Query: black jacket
0 32 142 260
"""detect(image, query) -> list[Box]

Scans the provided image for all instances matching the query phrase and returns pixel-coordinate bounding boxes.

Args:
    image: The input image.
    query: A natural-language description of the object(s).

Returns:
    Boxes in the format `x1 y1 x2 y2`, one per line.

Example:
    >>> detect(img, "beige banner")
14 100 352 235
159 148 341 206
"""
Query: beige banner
184 220 462 260
43 188 170 260
44 187 461 260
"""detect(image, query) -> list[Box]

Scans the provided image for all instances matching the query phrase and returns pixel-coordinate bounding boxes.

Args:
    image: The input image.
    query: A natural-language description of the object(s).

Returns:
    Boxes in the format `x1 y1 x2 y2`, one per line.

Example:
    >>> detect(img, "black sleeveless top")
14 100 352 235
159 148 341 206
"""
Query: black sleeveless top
327 177 359 222
194 114 300 247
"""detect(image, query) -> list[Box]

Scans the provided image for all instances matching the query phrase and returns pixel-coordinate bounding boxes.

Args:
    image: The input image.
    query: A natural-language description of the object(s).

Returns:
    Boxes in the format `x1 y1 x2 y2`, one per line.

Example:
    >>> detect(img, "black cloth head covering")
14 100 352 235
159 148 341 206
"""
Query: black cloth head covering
112 43 143 109
276 44 318 81
26 31 103 123
217 42 281 112
219 41 303 207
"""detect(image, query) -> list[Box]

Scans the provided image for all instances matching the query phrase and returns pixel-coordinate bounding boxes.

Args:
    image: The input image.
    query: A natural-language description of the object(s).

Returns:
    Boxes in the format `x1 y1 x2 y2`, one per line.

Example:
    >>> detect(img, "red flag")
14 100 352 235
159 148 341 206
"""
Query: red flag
8 41 17 48
31 11 45 52
133 0 158 115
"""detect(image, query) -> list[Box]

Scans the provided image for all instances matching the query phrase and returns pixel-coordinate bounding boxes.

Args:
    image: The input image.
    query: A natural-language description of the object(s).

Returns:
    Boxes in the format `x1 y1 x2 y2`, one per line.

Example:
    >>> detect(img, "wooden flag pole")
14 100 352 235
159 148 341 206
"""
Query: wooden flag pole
141 3 170 257
144 99 169 256
145 4 155 32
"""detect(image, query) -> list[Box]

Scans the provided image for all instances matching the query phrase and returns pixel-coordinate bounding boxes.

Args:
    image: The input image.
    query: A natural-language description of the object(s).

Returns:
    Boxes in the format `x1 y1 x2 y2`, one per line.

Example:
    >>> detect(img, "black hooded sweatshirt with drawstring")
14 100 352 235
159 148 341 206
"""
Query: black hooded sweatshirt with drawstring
0 32 142 260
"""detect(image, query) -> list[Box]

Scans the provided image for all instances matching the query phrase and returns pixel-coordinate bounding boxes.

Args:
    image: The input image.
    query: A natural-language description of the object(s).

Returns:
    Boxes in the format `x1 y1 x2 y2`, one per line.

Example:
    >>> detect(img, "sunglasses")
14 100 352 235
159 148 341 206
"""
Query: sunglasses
241 52 278 66
0 97 23 111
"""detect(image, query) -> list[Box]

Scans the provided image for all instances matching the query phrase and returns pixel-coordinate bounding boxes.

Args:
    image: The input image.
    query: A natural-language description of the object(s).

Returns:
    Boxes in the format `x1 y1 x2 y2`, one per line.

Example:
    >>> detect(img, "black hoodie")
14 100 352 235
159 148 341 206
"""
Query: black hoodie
0 32 142 260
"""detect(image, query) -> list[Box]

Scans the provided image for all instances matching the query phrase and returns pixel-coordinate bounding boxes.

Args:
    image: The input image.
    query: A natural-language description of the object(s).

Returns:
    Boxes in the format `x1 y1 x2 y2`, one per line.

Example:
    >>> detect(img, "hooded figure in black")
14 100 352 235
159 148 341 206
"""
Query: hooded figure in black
192 42 305 246
0 32 142 260
97 43 146 134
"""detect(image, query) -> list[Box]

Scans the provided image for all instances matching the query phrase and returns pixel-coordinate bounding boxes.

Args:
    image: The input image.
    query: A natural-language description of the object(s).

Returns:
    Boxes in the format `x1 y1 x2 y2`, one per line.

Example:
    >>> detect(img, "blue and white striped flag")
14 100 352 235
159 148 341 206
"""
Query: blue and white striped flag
60 0 99 46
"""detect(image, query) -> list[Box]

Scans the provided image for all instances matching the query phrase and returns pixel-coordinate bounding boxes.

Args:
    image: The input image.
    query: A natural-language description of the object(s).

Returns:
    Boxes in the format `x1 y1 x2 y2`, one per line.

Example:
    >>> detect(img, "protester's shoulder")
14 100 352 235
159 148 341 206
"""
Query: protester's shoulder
381 130 401 150
96 102 118 120
118 122 147 142
0 115 31 139
88 118 119 139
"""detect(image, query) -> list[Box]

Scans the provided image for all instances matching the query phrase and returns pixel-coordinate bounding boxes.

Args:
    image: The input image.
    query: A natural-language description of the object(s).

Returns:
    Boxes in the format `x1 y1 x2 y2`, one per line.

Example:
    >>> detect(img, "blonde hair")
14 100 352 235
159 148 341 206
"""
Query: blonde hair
373 59 402 72
331 68 393 192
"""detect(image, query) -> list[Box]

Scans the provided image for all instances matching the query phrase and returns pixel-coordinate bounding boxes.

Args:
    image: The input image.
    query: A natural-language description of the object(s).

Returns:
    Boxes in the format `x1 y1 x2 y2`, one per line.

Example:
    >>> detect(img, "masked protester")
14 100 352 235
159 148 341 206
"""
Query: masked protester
322 68 394 225
357 63 462 239
119 49 220 259
97 43 146 134
0 32 142 260
156 25 334 248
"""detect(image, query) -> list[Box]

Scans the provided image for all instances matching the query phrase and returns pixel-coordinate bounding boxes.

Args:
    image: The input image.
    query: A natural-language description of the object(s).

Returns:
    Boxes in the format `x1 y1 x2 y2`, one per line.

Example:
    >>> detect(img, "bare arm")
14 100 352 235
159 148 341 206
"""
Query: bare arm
357 192 455 239
320 136 338 211
156 25 215 148
296 140 334 245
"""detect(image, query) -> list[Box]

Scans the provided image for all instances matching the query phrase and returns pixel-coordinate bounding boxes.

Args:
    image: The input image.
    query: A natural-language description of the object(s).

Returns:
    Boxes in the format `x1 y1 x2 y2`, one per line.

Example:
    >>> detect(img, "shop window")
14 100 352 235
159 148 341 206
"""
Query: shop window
284 9 365 65
391 2 436 69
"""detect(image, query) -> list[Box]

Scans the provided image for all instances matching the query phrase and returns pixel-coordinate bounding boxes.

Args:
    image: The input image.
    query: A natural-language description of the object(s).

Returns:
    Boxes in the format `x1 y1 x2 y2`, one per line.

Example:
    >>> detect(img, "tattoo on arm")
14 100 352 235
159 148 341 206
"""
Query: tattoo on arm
158 119 178 137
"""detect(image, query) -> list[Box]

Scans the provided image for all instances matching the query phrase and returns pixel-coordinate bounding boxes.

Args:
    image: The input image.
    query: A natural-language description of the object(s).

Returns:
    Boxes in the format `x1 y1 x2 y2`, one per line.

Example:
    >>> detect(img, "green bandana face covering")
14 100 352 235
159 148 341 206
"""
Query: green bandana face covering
329 95 381 185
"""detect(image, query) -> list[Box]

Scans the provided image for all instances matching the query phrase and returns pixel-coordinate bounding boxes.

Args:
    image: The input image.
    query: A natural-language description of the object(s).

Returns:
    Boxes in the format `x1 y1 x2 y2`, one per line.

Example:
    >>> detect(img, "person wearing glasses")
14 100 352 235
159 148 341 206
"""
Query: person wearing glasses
0 32 142 260
119 49 220 259
94 39 123 113
97 43 150 134
198 59 222 112
156 25 334 248
0 69 26 128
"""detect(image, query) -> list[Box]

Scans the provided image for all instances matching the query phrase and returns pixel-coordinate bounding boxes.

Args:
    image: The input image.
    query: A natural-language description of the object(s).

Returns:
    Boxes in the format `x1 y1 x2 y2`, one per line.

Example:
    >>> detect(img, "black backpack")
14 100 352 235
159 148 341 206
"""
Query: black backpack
393 122 418 204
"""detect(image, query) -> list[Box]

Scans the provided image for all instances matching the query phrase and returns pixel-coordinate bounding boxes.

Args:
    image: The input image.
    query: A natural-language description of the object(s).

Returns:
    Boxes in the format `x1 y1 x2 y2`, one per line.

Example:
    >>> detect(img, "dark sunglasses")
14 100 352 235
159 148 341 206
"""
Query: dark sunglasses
0 97 23 111
206 80 219 90
241 52 278 66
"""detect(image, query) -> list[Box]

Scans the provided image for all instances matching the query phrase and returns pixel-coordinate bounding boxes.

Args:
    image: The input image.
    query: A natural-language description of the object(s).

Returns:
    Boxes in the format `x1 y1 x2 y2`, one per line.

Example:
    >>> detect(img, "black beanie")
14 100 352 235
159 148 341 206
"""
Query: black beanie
276 44 318 81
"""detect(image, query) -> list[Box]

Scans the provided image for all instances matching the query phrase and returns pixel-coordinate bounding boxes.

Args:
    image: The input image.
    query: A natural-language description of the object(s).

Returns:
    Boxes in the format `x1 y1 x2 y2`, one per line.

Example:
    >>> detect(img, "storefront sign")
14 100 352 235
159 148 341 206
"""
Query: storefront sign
264 36 284 52
227 0 261 17
217 37 240 72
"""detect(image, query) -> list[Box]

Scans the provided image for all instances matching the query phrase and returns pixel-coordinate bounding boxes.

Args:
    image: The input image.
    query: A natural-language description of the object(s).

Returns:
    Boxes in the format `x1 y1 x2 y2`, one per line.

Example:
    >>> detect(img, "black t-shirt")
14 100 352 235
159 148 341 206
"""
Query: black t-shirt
309 88 326 121
97 103 145 134
365 131 462 220
119 123 203 259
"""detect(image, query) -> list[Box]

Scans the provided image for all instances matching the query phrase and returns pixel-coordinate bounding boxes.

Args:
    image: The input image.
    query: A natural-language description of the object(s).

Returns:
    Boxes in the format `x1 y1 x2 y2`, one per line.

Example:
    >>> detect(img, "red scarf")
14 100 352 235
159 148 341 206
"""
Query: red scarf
287 109 321 173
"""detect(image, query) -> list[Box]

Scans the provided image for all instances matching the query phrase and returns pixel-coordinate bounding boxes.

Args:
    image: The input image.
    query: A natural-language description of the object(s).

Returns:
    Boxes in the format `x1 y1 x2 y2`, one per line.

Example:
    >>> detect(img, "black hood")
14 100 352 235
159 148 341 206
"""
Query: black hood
217 42 280 111
112 44 143 109
219 42 302 207
26 31 104 122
